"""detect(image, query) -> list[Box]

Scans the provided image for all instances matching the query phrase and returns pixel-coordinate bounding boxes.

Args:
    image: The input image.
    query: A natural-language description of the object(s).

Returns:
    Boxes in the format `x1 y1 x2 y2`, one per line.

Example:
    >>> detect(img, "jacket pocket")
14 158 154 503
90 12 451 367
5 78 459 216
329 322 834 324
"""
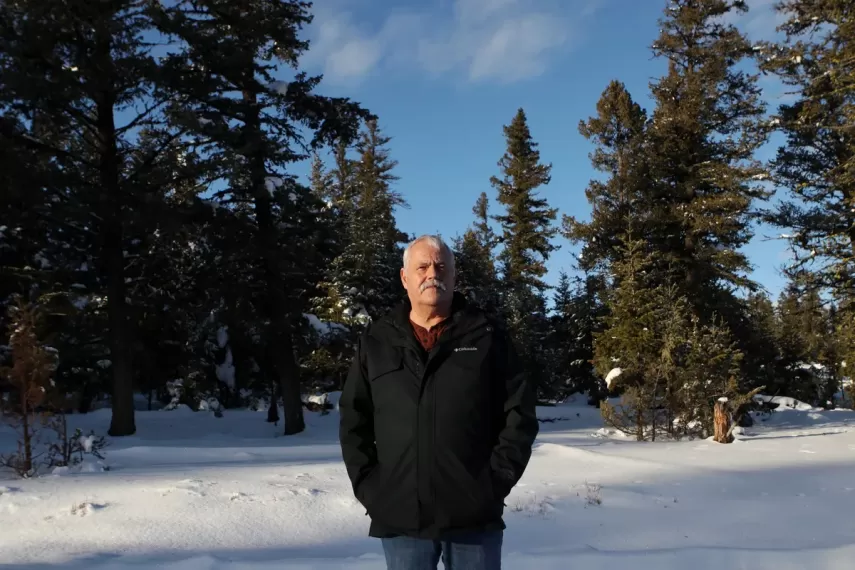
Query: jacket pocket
359 453 418 531
367 350 403 382
435 452 498 528
356 464 384 509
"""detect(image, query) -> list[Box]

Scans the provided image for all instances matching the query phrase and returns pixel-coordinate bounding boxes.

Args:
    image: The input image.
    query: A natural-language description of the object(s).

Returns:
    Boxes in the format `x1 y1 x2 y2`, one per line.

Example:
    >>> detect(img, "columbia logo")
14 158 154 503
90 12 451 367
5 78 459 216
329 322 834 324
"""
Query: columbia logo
455 347 477 352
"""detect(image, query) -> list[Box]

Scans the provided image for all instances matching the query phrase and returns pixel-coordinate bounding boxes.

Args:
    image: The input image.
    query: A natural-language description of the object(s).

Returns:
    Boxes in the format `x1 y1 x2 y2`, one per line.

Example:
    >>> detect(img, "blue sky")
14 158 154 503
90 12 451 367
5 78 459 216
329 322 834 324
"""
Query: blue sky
294 0 793 300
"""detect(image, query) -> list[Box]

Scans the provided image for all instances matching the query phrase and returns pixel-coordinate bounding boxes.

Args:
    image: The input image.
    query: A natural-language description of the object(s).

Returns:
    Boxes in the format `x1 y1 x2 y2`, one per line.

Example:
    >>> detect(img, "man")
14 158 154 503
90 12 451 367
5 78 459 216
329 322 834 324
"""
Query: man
339 234 539 570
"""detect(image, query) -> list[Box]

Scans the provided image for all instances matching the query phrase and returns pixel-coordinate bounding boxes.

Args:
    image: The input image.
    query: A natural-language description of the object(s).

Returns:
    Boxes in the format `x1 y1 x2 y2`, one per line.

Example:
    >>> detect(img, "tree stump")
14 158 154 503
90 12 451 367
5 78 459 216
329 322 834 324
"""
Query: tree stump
713 398 733 444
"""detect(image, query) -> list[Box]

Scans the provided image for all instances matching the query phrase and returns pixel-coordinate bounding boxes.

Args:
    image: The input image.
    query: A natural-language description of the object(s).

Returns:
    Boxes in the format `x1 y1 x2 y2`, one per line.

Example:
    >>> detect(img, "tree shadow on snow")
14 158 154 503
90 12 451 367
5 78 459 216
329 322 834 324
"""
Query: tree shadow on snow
4 541 385 570
6 460 855 569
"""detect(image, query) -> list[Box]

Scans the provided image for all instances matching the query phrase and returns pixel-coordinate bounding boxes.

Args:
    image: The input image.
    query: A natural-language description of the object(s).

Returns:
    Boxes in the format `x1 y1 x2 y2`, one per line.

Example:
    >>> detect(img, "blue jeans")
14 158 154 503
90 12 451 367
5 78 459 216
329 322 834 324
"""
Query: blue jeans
381 530 503 570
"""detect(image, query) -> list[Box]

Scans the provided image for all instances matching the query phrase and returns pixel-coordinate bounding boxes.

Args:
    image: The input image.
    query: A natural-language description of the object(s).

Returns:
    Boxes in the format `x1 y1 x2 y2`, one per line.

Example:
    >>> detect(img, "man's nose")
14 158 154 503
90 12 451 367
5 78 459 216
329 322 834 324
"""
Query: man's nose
426 263 438 278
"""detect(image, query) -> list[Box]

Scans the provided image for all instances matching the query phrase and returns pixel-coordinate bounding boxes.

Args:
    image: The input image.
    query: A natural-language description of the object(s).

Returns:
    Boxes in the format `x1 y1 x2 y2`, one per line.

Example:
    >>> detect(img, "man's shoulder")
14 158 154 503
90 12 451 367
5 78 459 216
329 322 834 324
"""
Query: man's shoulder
359 308 403 344
463 304 508 336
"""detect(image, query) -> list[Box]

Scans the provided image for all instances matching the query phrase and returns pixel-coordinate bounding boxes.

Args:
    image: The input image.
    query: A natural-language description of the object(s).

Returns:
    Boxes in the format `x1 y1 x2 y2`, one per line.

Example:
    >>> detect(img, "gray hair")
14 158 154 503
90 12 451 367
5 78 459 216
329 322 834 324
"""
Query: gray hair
403 234 455 271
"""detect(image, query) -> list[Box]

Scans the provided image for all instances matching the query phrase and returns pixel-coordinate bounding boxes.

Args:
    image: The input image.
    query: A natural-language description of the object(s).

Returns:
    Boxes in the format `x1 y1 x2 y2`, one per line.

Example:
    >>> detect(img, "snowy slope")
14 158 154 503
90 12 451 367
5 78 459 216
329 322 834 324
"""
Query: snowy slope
2 399 855 569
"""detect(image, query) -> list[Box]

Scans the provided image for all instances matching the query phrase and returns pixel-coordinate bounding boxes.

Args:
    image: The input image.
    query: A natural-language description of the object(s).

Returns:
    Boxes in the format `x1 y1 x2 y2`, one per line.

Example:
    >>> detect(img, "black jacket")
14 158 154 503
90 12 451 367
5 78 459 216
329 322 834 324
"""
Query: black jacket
339 293 539 539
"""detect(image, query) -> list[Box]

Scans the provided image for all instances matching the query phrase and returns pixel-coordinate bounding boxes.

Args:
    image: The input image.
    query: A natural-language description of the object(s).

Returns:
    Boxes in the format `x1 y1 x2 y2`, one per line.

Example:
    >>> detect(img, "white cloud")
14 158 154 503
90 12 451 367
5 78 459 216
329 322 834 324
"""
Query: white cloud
721 0 786 43
301 0 598 85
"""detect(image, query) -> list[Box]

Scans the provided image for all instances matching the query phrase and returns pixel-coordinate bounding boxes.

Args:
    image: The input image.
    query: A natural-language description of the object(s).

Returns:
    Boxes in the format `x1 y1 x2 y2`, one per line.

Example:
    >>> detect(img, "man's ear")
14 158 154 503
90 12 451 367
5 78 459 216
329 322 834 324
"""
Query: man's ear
400 267 407 290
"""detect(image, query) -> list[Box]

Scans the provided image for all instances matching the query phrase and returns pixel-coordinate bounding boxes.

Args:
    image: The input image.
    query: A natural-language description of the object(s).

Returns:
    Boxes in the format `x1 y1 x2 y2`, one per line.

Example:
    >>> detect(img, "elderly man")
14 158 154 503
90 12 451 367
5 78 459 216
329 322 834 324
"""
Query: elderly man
339 234 539 570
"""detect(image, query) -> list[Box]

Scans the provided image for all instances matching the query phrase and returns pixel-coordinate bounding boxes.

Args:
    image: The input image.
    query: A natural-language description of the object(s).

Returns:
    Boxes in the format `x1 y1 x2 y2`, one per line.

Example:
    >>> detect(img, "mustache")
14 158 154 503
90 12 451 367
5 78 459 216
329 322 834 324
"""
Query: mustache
420 278 447 292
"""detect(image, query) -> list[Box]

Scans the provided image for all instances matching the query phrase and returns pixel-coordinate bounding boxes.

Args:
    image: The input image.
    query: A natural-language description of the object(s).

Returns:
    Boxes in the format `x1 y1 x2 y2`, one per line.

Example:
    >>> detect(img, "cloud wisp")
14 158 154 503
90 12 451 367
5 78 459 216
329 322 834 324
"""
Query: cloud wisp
300 0 602 85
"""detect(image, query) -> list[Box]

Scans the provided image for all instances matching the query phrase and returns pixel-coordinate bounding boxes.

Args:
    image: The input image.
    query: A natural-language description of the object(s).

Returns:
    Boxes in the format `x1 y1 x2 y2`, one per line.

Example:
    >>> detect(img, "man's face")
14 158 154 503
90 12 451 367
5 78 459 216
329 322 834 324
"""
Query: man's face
401 241 455 308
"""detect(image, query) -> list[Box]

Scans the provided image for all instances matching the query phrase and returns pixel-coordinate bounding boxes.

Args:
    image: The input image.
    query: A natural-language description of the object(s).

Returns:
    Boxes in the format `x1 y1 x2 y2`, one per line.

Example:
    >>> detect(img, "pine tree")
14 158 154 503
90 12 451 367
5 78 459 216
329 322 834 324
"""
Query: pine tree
491 108 558 398
309 152 336 204
775 283 840 404
0 0 188 435
596 229 745 440
645 0 769 314
758 0 855 303
317 119 407 326
492 108 558 290
453 192 500 315
544 270 607 402
153 0 369 435
564 80 650 273
595 233 675 440
742 291 784 394
332 140 357 209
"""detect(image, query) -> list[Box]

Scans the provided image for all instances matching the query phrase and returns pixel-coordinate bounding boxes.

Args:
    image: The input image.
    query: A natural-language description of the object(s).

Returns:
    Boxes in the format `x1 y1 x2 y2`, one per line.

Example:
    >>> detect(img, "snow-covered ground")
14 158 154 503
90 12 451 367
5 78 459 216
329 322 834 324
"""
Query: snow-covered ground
2 398 855 569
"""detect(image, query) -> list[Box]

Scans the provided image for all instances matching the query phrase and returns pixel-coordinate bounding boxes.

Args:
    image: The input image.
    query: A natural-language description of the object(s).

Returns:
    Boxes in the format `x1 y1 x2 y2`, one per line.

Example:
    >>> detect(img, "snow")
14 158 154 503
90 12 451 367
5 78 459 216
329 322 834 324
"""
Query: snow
216 348 236 388
303 313 348 338
754 394 823 412
264 176 284 195
604 367 622 388
2 398 855 569
216 326 229 349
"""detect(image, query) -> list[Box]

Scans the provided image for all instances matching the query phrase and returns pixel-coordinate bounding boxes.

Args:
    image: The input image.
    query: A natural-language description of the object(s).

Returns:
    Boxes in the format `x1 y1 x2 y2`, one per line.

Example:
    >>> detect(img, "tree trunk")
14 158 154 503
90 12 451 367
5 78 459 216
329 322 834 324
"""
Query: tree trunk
713 399 733 444
96 24 135 437
21 392 33 475
267 373 280 424
244 91 305 435
105 227 136 436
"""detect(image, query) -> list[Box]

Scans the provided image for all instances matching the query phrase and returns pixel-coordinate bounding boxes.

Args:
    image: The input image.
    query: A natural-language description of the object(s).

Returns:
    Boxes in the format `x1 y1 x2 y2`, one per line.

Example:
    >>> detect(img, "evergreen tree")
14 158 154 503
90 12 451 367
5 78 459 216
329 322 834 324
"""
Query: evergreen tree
332 139 357 210
775 283 840 404
453 192 500 315
596 229 744 441
492 108 558 290
645 0 769 314
316 119 407 326
564 80 650 273
309 152 336 204
0 0 187 435
595 233 675 440
758 0 855 303
545 271 605 401
153 0 369 435
491 108 558 399
742 290 784 395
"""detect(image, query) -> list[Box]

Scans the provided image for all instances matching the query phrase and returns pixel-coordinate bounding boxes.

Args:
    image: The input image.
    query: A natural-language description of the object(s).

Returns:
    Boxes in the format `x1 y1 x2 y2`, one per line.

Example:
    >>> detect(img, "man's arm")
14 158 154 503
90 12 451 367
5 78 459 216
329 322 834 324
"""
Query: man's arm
490 328 539 501
338 334 377 501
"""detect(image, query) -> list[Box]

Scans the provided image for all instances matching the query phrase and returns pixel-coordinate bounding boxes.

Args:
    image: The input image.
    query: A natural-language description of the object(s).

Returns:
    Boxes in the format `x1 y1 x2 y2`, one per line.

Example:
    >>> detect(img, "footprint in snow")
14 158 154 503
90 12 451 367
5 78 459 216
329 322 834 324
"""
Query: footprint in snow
0 486 22 495
70 502 107 517
286 487 325 497
158 479 215 497
228 492 254 502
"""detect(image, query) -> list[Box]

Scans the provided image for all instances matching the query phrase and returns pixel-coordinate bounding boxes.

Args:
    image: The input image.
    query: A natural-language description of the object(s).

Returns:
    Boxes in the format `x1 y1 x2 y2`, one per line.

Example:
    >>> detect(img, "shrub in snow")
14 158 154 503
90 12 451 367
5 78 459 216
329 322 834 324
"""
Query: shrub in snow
581 482 602 506
0 297 109 477
197 396 224 417
0 297 59 477
45 413 109 469
162 378 187 411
